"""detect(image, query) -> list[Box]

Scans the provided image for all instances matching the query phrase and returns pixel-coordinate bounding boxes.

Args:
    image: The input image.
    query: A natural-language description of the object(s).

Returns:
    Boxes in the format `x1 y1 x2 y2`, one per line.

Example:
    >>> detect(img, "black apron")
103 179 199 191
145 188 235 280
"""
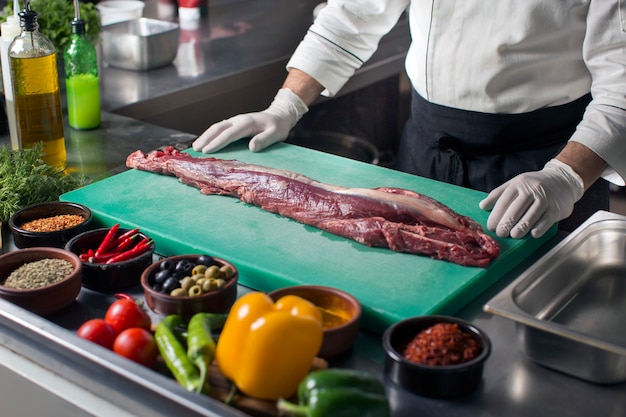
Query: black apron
395 90 609 232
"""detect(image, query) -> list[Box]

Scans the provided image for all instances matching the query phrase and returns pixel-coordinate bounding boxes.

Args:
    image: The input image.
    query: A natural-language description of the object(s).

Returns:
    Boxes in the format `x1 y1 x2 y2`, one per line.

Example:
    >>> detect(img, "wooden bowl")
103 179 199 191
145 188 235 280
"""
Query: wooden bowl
269 285 362 358
65 227 154 290
0 247 82 316
141 254 238 322
9 202 92 249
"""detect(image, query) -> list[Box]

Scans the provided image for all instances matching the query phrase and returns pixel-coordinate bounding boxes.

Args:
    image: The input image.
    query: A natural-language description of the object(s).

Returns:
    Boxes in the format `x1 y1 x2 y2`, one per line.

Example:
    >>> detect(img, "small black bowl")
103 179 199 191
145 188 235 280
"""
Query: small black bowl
383 315 491 398
9 202 92 249
65 227 154 291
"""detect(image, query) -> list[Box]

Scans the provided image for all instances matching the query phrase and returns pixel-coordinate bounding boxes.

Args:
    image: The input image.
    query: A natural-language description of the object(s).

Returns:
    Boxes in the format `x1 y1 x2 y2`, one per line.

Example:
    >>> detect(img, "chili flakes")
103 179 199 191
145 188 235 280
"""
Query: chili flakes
403 322 481 366
20 214 85 232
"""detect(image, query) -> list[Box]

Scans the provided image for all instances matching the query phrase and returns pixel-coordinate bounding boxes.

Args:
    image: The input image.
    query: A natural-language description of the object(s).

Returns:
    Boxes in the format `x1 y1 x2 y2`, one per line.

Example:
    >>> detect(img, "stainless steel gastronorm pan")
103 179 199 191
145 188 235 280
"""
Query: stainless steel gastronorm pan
484 211 626 384
101 18 179 71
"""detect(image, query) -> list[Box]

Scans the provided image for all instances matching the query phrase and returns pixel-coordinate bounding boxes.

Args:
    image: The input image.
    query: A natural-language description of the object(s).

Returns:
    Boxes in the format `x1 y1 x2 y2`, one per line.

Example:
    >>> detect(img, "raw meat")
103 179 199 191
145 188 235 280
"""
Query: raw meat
126 147 499 267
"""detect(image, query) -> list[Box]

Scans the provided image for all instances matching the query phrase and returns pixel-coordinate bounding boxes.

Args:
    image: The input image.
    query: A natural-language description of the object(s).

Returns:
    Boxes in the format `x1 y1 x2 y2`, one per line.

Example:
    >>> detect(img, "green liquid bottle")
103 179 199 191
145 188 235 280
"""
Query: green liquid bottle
64 18 100 130
9 3 66 169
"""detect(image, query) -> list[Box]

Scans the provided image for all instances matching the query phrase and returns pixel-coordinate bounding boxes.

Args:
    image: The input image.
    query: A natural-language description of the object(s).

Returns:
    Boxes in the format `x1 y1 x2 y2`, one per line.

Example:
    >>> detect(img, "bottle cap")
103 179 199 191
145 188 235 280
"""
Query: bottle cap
178 6 200 20
71 18 86 35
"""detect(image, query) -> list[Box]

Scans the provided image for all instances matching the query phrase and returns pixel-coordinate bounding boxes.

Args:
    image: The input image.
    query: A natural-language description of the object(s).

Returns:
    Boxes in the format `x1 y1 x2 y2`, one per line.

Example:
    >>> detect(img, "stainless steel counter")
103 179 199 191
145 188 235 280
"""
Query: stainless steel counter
100 0 411 135
1 115 625 417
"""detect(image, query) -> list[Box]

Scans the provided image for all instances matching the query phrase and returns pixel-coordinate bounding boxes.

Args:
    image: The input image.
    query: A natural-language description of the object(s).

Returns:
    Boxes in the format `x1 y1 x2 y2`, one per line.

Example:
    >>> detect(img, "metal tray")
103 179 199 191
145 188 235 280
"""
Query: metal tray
483 210 626 383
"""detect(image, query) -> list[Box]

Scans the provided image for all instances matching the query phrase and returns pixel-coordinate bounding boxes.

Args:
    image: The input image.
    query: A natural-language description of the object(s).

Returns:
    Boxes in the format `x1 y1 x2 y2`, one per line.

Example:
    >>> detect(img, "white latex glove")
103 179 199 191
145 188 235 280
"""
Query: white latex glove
192 88 309 153
479 159 584 239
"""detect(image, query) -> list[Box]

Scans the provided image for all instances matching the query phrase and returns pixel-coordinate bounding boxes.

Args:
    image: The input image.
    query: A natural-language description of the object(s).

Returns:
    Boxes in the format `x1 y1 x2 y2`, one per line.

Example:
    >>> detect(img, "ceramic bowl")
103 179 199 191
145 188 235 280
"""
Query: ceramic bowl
268 285 362 358
65 227 154 290
141 254 238 322
9 202 93 249
382 315 491 398
0 247 82 316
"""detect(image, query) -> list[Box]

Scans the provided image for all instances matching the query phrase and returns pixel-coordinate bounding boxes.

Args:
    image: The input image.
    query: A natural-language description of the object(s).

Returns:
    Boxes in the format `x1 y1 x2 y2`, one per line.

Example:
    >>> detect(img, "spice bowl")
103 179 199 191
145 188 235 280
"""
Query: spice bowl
268 285 362 358
65 227 154 291
382 315 491 398
141 254 238 322
0 247 82 316
8 201 93 249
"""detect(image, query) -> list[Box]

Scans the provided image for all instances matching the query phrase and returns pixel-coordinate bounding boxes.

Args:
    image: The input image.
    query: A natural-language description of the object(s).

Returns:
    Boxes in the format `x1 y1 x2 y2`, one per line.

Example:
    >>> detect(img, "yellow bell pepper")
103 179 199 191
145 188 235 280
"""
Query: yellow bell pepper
215 291 323 401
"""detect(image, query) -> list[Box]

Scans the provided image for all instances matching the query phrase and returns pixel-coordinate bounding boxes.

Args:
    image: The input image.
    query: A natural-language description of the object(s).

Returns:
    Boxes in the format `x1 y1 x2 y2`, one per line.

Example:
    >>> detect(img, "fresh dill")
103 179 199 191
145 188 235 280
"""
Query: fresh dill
0 144 88 223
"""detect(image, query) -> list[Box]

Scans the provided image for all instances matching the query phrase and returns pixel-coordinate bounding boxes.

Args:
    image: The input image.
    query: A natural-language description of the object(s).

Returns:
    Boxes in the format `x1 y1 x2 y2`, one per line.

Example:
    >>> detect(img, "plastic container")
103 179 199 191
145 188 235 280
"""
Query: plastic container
0 4 21 150
97 0 145 26
64 17 101 130
9 4 66 169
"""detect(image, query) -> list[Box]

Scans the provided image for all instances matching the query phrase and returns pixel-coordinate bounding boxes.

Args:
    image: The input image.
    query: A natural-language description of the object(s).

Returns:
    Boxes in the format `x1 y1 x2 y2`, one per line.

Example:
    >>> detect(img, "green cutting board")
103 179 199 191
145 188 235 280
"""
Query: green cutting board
61 142 554 334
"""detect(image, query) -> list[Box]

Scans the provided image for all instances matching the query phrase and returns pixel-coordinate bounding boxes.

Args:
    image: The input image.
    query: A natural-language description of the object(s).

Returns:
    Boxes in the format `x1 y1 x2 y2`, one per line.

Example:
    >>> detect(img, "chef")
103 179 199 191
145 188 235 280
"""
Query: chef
193 1 626 239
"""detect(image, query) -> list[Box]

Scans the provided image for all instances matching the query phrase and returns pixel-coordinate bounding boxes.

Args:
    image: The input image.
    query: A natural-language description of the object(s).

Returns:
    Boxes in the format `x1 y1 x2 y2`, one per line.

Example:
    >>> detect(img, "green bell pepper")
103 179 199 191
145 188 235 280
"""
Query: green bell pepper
276 368 390 417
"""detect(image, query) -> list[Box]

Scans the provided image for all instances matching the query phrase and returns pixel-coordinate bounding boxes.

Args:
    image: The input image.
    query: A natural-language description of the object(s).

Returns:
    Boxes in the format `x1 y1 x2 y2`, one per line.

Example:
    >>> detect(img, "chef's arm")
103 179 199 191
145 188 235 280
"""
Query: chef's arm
281 68 325 107
480 141 609 239
555 141 607 192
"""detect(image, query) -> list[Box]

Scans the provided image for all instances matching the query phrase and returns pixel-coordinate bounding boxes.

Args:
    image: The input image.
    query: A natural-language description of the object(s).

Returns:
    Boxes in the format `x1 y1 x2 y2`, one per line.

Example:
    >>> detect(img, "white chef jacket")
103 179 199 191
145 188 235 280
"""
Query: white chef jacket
287 0 626 184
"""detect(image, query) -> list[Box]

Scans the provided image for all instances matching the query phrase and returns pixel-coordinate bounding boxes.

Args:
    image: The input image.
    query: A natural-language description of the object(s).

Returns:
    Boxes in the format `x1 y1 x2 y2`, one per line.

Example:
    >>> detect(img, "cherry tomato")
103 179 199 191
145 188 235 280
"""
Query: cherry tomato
77 319 117 350
113 328 158 367
105 296 151 335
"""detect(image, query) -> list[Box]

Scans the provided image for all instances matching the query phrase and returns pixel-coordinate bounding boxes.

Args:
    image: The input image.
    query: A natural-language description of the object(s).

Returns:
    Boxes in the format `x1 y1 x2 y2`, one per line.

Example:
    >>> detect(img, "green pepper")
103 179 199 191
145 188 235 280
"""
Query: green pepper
186 313 226 394
155 315 203 393
276 368 390 417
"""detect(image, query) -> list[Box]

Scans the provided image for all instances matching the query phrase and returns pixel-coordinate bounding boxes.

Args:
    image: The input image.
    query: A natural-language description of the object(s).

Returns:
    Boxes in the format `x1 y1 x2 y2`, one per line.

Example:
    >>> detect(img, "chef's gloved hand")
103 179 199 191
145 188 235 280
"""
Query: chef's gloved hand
192 88 309 153
479 159 584 239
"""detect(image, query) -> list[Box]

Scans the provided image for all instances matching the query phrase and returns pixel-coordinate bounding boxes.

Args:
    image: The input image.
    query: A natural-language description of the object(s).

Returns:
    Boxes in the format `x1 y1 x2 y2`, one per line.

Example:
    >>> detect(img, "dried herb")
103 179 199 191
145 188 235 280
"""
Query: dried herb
0 144 88 223
3 258 74 290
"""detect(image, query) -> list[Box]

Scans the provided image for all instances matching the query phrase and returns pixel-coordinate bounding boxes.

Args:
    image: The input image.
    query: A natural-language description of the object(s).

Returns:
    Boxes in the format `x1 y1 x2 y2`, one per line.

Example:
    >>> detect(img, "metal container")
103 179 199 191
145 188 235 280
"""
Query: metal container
483 211 626 384
101 18 179 71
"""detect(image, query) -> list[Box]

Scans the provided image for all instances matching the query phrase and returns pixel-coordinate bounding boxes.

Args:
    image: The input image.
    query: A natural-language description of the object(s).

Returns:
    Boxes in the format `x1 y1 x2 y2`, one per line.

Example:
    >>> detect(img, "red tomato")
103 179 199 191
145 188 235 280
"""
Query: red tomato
113 328 158 367
104 296 151 335
77 319 117 350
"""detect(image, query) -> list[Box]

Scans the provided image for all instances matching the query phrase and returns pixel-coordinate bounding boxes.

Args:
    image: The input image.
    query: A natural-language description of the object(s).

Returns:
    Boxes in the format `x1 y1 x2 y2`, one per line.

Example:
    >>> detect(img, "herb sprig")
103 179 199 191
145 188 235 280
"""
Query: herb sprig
0 144 88 223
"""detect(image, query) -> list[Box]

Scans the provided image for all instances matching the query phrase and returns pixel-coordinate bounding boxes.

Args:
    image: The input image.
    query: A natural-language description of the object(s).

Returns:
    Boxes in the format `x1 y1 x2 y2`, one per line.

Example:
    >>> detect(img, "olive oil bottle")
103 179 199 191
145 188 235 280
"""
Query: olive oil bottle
9 1 66 169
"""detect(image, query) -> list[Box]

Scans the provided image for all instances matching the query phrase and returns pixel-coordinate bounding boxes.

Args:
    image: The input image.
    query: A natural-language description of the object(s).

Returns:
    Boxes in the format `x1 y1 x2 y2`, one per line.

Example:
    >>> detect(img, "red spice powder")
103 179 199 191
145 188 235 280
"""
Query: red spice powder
403 322 481 366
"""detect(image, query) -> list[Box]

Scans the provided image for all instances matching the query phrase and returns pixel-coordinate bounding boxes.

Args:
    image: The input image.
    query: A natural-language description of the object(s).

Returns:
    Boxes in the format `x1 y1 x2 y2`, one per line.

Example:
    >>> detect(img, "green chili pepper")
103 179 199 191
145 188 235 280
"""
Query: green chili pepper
155 315 203 393
276 368 390 417
186 313 226 394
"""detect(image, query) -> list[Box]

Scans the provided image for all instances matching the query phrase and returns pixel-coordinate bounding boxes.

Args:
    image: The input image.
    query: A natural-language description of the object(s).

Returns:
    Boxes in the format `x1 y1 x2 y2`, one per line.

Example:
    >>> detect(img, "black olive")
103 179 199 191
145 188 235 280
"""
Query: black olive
154 269 170 285
152 283 162 292
175 259 194 275
162 276 179 294
160 260 175 271
197 255 215 266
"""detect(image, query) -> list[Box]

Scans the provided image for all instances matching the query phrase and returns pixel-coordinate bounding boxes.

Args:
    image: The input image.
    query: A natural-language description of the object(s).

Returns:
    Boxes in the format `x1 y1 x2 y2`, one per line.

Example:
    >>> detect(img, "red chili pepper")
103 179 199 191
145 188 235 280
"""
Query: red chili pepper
95 223 121 256
110 234 139 253
105 242 152 264
88 252 123 263
112 228 140 247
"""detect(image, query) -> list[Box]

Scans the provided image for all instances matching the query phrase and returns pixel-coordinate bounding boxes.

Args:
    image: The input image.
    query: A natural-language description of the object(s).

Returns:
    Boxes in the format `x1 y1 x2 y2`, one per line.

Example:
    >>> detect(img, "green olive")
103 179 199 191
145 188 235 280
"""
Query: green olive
192 264 207 276
170 288 187 297
215 278 226 288
195 277 208 288
188 284 203 296
202 278 218 292
180 276 195 292
219 265 235 279
205 265 221 279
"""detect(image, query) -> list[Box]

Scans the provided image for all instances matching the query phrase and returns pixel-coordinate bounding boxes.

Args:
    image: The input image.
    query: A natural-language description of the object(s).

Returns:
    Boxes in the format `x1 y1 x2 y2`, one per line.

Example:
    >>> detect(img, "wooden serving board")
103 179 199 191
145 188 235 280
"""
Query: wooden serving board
61 142 555 334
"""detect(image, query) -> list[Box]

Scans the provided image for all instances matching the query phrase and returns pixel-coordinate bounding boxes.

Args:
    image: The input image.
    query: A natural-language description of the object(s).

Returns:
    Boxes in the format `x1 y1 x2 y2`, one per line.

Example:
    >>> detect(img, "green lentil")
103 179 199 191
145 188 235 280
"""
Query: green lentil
2 258 74 290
